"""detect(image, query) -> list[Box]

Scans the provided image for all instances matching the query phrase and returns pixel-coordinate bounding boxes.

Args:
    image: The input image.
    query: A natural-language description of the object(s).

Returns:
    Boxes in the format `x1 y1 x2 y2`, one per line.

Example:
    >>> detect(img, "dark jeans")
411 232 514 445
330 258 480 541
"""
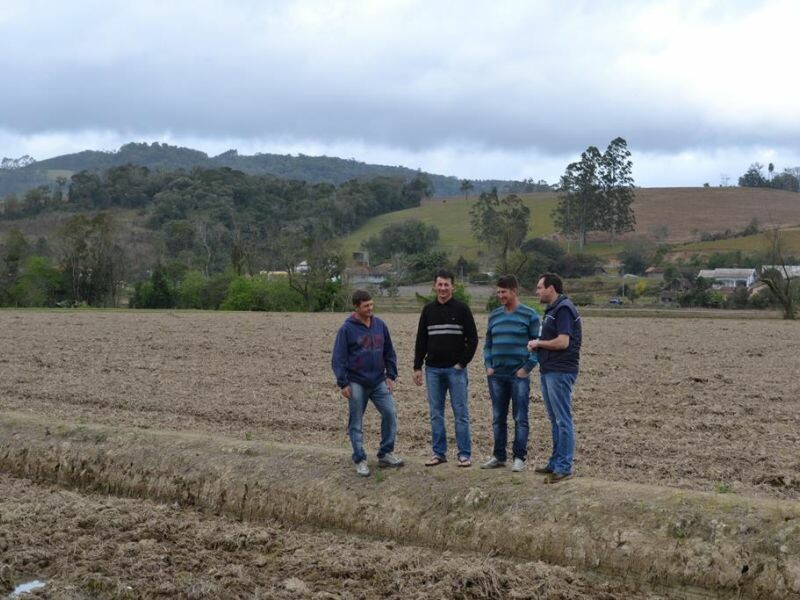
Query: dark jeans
487 373 530 462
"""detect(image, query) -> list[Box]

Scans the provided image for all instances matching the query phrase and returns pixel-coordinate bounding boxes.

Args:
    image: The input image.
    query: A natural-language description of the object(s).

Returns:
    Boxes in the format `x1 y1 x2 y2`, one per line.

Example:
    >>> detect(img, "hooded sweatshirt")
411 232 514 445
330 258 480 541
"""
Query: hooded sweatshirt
331 314 398 389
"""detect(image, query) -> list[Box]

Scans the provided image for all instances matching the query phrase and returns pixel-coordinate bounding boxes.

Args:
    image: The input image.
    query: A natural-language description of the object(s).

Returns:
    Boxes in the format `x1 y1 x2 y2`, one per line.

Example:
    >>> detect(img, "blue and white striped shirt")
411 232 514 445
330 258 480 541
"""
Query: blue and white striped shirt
483 303 540 375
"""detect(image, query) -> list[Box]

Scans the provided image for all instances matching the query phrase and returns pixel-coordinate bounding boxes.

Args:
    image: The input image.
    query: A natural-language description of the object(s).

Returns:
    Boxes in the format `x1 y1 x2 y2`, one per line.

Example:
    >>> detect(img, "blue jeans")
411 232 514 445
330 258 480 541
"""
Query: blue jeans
487 373 530 462
347 381 397 464
425 366 471 459
540 371 577 474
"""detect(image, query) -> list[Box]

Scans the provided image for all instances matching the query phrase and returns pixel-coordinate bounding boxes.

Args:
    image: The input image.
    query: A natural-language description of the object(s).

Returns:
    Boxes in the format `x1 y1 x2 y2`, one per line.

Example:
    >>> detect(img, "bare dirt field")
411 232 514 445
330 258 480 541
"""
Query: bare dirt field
2 310 800 598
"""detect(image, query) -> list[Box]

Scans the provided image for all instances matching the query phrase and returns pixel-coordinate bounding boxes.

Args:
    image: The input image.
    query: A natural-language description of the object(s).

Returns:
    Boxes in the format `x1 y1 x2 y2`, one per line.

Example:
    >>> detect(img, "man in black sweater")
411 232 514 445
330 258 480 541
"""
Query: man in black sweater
413 269 479 467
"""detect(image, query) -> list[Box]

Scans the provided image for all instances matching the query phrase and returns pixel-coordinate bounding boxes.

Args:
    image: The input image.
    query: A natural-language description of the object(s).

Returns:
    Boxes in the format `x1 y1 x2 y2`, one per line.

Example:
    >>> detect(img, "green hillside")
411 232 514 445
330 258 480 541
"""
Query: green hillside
341 193 559 262
673 227 800 254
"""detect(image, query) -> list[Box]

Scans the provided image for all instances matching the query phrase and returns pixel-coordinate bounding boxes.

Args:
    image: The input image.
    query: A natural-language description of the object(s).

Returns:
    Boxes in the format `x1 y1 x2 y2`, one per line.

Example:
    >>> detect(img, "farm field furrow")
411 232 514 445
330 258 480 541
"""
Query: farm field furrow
2 474 664 599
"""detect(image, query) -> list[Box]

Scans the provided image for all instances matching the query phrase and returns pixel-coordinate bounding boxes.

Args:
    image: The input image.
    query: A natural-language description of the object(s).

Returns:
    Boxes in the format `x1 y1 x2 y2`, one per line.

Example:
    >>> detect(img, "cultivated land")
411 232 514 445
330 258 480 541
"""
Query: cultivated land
2 310 800 598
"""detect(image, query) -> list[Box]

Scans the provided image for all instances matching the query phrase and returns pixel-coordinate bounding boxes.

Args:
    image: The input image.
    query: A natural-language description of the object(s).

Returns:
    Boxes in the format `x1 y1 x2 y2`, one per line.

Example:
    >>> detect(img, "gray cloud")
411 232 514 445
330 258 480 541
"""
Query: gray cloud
2 0 799 183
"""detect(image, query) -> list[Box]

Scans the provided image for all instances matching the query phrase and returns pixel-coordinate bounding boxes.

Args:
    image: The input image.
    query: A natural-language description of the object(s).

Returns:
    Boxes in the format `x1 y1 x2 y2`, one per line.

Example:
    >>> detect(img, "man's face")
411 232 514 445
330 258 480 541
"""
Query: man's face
354 299 374 319
496 286 516 306
435 277 454 302
536 278 556 304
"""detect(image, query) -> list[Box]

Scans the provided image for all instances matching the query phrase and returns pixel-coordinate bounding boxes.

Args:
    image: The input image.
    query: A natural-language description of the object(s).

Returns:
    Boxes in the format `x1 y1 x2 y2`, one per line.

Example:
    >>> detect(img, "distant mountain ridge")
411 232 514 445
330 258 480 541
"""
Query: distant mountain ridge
0 142 546 198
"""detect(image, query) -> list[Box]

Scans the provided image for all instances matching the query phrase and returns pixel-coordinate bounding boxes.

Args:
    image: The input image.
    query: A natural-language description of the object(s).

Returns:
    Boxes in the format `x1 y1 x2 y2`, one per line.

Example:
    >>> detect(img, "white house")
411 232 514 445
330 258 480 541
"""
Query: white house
697 268 757 289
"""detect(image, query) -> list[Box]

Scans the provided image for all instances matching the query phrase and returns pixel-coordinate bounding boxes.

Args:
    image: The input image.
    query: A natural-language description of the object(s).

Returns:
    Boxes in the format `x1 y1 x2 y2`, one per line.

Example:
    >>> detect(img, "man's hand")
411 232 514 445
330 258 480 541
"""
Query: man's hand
527 339 538 351
486 367 494 376
340 385 352 399
516 367 528 378
413 370 423 386
386 378 396 393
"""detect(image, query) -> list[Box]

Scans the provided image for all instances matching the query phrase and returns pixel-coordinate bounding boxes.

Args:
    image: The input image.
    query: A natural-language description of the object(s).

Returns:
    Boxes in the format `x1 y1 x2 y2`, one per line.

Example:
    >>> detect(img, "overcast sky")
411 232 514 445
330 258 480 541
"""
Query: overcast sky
2 0 799 186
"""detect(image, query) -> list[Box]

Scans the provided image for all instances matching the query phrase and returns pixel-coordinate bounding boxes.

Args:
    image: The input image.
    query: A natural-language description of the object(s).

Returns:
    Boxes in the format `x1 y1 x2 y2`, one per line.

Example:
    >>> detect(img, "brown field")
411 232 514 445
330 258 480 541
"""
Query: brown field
627 187 800 243
2 310 800 598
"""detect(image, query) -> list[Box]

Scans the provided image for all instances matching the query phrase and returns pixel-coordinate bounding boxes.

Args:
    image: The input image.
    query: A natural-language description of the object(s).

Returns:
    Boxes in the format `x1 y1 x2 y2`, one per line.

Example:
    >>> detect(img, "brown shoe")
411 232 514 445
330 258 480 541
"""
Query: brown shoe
533 466 553 474
544 472 573 484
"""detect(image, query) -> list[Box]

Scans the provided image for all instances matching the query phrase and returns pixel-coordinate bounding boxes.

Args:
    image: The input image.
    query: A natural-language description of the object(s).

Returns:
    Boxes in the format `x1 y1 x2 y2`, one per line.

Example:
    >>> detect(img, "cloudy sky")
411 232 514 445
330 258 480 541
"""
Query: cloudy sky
2 0 798 186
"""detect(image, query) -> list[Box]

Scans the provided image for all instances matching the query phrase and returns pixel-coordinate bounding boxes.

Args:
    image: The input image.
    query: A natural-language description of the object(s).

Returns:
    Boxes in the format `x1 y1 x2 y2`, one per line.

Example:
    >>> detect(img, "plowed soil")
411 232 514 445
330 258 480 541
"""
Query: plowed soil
2 310 800 598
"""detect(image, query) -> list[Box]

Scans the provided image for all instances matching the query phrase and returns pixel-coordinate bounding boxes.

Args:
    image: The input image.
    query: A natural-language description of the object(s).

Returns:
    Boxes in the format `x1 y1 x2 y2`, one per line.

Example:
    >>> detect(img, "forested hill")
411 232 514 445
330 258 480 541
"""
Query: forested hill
0 142 551 198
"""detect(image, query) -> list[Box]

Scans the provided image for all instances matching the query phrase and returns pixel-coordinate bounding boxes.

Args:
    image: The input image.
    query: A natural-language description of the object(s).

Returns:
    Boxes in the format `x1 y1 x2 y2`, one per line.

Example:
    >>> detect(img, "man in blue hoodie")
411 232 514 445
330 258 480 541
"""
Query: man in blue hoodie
332 289 403 477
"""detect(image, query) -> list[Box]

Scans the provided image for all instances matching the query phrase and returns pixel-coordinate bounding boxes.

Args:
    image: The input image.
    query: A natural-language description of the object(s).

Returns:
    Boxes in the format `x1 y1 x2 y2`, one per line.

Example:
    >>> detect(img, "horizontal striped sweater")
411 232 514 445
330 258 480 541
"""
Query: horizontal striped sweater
483 303 540 375
413 297 478 370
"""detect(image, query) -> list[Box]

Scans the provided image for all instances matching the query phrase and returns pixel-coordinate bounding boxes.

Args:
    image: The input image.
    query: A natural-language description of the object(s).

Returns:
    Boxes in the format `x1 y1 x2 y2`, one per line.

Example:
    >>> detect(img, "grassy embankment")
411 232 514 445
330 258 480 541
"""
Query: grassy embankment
341 193 559 262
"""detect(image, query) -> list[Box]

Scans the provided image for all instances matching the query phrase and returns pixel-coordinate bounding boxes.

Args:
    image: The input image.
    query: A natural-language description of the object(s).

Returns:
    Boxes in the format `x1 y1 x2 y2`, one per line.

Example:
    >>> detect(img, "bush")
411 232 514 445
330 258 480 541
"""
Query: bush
220 276 305 311
557 253 601 278
570 293 594 306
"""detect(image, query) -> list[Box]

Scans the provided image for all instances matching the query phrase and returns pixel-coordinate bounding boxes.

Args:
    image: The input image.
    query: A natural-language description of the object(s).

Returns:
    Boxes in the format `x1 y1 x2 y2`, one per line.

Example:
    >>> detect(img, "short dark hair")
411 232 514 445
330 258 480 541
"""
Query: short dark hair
538 272 564 294
352 289 372 306
434 268 455 284
496 274 519 290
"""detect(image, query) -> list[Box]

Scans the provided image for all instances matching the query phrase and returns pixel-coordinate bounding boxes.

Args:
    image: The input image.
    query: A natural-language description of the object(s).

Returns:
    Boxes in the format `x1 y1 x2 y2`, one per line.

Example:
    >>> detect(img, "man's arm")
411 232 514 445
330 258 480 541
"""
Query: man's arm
528 334 569 351
483 317 494 374
460 306 479 367
412 308 428 385
528 308 571 352
522 312 541 372
413 308 428 370
331 328 350 390
383 322 398 383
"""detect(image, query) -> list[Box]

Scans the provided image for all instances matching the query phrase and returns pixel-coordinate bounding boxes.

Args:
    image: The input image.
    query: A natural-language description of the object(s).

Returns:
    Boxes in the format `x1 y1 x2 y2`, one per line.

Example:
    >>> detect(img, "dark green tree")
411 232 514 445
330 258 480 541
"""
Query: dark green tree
469 188 530 273
599 137 636 242
361 219 439 263
460 179 474 201
553 146 603 250
57 213 126 306
738 163 767 187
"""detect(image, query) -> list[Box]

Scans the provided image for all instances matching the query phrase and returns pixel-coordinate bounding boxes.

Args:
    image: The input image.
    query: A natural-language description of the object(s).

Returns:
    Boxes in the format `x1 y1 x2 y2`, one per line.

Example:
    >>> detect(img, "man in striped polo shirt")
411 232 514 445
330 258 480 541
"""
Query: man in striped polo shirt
481 274 540 472
413 269 479 467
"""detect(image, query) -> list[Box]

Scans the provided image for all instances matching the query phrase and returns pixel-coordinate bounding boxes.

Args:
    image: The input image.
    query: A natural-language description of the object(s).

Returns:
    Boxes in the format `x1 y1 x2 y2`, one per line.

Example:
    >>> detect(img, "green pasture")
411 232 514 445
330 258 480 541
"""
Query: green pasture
675 227 800 254
45 169 73 182
341 194 559 262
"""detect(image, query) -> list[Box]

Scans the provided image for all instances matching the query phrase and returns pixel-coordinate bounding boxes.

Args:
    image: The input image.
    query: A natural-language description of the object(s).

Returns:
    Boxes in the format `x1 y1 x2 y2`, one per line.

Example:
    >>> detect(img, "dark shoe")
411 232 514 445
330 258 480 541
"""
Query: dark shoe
533 465 553 474
425 455 447 467
544 472 573 484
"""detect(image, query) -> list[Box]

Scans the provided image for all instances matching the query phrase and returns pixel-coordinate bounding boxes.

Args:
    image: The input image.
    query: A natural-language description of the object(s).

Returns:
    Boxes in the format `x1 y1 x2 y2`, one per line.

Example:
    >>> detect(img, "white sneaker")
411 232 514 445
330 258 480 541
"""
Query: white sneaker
512 458 525 472
378 453 404 468
480 457 506 469
355 461 370 477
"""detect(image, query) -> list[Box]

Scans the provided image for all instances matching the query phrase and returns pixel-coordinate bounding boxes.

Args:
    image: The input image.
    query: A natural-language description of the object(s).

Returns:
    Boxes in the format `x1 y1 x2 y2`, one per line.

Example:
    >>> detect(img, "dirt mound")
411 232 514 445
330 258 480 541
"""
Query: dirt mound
1 474 648 600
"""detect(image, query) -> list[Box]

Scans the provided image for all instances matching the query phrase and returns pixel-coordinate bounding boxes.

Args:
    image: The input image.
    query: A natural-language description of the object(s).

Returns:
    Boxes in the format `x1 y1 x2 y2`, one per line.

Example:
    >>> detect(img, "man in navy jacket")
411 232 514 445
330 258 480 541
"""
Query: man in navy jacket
332 290 404 476
527 273 582 484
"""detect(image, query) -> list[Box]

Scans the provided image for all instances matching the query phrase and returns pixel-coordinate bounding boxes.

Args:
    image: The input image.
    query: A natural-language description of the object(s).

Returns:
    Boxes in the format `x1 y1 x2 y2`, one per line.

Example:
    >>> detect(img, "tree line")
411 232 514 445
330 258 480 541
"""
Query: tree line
0 165 437 309
738 162 800 192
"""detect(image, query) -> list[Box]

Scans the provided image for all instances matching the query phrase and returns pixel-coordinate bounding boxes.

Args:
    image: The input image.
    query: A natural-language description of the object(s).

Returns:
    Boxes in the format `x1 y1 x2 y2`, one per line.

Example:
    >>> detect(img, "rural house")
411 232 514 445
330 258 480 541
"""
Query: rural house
697 268 757 289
